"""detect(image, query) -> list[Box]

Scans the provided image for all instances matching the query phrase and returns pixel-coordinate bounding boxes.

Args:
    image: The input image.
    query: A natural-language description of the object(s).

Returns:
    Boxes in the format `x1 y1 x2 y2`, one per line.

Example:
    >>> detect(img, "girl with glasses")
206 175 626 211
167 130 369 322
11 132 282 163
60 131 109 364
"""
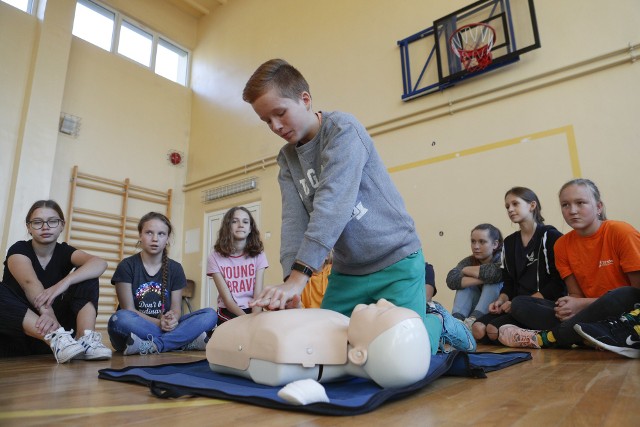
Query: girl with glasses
0 200 112 363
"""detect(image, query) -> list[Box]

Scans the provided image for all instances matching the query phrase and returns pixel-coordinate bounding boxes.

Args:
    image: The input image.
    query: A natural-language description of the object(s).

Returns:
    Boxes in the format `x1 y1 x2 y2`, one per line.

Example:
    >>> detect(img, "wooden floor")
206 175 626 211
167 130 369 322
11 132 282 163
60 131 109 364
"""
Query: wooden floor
0 342 638 426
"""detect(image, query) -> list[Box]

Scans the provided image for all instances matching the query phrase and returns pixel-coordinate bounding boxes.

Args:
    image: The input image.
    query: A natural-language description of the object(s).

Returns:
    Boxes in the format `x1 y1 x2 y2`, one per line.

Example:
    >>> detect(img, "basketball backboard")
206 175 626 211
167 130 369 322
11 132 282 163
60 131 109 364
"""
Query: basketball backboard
398 0 540 101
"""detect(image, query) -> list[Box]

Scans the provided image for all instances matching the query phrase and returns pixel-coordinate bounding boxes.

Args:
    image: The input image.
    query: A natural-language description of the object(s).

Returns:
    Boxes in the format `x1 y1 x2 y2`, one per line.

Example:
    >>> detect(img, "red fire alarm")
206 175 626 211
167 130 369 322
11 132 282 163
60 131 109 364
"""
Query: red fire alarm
167 150 184 166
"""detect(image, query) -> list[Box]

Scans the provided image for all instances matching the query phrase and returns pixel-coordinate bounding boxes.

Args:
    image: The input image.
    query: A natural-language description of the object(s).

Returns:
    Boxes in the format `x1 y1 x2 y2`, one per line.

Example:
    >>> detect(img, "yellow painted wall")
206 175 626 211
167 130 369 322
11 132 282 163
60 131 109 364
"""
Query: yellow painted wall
50 36 193 258
101 0 198 50
2 0 639 314
184 0 640 311
0 2 37 250
1 0 194 264
1 0 77 254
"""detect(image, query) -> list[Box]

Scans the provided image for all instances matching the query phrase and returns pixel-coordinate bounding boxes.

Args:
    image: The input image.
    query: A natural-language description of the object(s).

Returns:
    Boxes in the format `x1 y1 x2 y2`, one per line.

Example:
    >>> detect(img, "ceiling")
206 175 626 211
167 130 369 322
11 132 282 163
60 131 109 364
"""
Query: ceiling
165 0 227 18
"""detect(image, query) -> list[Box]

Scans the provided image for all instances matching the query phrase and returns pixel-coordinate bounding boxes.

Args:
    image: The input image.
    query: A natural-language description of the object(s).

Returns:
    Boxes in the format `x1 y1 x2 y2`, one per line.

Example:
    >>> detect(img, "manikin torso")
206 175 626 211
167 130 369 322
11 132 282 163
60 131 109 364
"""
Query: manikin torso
206 299 431 388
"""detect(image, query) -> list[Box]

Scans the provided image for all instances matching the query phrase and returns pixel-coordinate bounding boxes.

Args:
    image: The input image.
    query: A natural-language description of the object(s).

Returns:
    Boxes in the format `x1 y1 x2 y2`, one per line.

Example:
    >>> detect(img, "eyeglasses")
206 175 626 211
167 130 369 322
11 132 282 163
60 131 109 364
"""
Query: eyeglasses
27 219 64 229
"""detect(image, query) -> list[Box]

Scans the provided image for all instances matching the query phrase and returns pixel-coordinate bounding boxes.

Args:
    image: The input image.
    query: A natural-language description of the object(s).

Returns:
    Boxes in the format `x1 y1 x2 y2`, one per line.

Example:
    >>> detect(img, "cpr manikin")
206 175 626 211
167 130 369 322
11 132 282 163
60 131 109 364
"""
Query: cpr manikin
206 299 431 391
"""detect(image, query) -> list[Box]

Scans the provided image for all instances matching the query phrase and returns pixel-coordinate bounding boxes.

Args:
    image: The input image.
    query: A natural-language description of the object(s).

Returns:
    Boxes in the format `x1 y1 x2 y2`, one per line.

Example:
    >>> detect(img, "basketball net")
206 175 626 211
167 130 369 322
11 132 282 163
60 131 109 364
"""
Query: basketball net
449 23 496 73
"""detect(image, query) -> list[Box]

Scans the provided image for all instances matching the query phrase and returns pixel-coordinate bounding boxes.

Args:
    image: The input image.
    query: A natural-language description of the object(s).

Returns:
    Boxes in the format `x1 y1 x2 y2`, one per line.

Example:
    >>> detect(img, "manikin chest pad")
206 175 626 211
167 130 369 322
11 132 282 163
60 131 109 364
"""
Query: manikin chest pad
207 309 350 369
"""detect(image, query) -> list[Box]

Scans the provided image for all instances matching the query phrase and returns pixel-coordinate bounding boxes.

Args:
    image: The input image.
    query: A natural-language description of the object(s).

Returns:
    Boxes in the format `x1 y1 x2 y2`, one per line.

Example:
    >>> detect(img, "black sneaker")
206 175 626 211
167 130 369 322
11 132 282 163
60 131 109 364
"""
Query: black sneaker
573 308 640 359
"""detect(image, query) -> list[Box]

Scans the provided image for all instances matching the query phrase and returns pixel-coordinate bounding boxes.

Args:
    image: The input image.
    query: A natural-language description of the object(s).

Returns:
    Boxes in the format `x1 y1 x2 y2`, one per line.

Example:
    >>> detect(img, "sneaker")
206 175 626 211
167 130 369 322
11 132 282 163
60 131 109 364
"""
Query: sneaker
427 301 477 352
498 324 541 349
75 330 112 360
123 333 159 356
463 316 476 331
182 332 208 351
574 310 640 359
44 327 85 363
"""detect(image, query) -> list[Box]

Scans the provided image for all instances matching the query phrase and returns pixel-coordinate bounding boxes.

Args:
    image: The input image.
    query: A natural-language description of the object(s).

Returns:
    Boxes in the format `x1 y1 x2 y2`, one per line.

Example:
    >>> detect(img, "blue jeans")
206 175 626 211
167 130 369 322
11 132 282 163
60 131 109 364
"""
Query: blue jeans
510 287 640 347
452 282 502 320
107 308 217 352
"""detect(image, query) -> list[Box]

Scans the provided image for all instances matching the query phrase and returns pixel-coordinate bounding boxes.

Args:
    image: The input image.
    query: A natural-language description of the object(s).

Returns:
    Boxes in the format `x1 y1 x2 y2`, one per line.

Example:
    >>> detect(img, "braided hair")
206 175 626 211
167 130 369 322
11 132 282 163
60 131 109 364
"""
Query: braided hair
138 212 172 314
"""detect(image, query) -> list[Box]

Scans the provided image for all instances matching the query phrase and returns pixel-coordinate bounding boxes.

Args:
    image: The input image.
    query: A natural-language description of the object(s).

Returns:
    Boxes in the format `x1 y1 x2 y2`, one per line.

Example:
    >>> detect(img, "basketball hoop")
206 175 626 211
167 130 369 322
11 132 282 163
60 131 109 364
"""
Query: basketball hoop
449 23 496 73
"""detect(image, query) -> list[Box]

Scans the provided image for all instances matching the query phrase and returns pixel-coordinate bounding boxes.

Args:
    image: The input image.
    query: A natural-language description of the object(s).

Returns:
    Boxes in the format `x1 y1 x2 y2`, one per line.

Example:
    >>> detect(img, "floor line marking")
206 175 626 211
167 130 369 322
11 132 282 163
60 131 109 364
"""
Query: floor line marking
0 399 225 420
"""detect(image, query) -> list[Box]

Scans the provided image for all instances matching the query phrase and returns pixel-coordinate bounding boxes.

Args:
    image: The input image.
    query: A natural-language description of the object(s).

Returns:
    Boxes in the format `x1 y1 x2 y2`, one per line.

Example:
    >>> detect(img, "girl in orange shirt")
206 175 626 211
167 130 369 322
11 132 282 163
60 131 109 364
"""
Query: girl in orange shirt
498 179 640 352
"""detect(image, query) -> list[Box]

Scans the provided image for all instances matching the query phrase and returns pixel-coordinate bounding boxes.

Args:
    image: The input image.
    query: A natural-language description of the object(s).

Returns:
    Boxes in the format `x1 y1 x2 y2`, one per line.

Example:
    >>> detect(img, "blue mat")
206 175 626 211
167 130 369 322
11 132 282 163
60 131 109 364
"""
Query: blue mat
99 351 531 415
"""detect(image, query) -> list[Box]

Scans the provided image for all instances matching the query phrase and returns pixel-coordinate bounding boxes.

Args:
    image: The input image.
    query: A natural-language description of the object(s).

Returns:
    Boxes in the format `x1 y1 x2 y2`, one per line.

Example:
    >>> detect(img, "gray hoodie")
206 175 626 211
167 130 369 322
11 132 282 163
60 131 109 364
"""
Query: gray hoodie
277 111 422 277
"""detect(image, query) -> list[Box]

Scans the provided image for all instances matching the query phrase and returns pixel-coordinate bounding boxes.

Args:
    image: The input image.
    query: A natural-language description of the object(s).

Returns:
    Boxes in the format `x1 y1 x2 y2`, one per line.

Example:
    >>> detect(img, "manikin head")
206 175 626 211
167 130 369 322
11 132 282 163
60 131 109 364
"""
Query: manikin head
347 299 431 388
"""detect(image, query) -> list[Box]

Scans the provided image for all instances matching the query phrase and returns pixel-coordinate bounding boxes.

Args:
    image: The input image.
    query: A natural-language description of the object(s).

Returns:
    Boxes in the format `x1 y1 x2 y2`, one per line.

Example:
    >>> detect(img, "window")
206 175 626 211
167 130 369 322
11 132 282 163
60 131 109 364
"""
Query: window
1 0 34 13
118 20 152 66
72 0 114 51
71 0 190 86
156 39 189 86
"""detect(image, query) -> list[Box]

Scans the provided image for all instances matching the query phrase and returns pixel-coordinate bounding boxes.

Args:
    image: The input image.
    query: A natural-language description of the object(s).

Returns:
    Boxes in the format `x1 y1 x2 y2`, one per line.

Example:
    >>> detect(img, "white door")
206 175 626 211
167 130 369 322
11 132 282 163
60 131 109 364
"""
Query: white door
201 202 261 308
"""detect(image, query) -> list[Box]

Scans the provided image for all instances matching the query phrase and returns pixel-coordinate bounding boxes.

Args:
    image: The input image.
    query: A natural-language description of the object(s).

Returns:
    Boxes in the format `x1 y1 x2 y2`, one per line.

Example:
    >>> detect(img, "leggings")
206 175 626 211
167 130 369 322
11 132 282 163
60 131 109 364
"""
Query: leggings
510 286 640 347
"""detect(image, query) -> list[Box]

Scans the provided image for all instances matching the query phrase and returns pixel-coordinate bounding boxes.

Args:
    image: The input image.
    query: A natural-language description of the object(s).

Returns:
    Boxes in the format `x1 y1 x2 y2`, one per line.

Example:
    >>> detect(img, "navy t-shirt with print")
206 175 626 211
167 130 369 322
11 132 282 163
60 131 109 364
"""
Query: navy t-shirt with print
111 253 186 318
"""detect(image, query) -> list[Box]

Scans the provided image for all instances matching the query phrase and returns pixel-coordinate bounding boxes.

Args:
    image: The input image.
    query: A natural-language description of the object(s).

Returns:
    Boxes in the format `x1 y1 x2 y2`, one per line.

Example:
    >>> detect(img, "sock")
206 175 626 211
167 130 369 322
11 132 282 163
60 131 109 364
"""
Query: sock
536 330 556 348
624 308 640 323
424 313 442 356
627 308 640 337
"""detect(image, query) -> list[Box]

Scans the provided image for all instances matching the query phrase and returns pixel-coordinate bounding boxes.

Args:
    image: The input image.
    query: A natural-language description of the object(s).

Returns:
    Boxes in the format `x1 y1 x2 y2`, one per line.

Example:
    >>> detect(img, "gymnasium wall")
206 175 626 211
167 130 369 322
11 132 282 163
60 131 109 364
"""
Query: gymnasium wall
1 0 638 313
183 0 640 311
0 0 194 262
0 2 37 255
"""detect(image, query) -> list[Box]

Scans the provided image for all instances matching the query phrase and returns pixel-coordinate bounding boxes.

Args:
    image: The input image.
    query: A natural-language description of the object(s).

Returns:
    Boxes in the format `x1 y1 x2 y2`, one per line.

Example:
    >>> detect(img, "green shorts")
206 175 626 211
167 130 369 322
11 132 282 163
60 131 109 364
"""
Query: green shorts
321 249 425 315
321 249 440 354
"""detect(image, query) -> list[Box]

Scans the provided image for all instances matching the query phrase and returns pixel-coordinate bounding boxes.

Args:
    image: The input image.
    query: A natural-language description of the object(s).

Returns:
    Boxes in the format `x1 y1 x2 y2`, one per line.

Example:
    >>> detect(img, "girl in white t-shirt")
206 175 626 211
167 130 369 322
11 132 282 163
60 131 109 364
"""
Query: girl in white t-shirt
207 207 268 325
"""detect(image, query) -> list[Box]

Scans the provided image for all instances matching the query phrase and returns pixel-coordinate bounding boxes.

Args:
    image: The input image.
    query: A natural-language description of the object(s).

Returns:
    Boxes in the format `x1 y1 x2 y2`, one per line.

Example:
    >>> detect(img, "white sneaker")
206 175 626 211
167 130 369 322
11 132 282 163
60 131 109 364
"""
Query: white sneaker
124 333 159 355
182 332 208 351
75 330 112 360
44 327 85 363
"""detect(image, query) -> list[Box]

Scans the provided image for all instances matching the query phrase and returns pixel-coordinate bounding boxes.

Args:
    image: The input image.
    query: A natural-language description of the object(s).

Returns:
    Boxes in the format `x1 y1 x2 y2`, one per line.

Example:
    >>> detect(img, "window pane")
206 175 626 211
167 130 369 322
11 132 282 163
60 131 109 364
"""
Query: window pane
1 0 31 13
155 39 188 85
72 0 114 51
117 20 152 67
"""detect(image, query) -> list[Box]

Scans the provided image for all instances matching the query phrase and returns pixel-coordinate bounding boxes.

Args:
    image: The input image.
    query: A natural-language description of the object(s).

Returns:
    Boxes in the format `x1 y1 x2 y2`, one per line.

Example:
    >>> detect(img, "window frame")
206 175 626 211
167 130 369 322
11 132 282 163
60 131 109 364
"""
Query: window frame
73 0 116 52
155 37 189 86
0 0 36 13
73 0 191 87
117 18 154 67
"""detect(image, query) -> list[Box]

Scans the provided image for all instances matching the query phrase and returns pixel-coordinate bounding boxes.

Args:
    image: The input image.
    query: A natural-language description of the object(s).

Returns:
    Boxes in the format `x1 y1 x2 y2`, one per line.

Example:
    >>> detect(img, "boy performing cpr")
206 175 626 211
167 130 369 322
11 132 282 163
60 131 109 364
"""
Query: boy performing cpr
243 59 434 337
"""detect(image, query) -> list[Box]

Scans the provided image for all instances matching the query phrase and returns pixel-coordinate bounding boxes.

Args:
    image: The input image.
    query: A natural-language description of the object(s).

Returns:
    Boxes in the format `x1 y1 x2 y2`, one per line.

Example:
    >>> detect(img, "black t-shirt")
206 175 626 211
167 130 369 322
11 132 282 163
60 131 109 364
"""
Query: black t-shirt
2 240 76 297
111 253 186 318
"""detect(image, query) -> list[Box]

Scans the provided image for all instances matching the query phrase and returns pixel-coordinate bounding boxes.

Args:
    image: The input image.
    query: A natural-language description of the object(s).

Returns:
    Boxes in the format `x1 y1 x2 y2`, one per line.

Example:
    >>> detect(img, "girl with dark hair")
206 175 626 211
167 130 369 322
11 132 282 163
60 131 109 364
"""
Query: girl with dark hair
108 212 217 355
0 200 111 362
472 187 566 344
207 207 268 325
446 223 504 329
